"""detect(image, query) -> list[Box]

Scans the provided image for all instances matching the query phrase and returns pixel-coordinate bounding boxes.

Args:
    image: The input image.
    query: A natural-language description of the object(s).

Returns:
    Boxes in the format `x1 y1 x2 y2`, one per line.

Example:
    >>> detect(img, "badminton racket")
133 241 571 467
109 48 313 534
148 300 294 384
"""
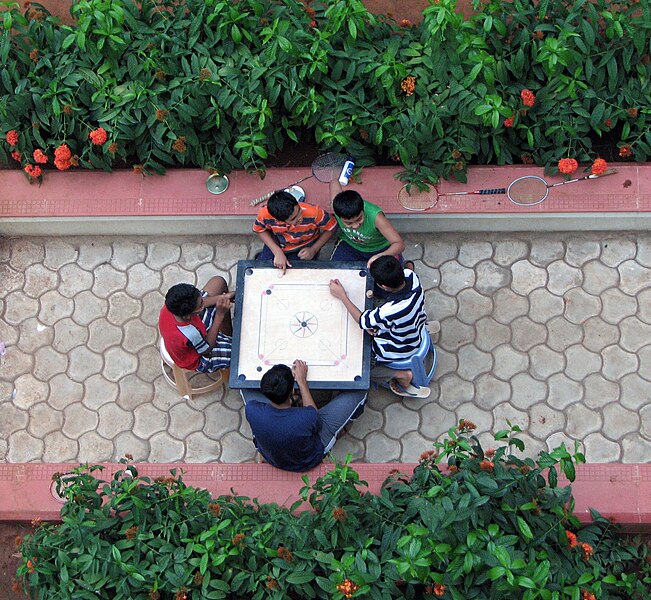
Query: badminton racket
397 168 618 210
250 152 353 206
507 168 618 206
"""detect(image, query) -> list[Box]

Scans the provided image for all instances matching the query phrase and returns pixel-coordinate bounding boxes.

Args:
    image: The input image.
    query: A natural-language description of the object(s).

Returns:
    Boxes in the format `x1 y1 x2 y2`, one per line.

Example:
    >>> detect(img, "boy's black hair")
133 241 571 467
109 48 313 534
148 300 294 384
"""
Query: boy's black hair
267 191 298 221
370 255 405 289
332 190 364 220
165 283 201 317
260 364 294 404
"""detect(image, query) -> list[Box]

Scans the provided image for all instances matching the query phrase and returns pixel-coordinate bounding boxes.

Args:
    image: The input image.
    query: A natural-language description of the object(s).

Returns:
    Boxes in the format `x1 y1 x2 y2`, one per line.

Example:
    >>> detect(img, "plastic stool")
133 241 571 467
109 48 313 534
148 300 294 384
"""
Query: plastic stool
159 338 227 400
385 327 438 387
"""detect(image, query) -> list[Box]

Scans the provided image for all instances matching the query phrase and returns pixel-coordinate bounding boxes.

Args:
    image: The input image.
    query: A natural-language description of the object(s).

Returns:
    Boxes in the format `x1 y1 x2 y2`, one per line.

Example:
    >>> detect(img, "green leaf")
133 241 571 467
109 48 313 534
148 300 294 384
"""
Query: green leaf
517 516 533 541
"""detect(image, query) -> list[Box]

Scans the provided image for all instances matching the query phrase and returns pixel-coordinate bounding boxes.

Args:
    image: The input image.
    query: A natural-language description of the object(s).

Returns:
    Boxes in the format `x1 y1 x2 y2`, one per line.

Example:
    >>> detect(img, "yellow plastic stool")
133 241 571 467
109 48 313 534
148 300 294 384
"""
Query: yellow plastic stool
159 338 227 400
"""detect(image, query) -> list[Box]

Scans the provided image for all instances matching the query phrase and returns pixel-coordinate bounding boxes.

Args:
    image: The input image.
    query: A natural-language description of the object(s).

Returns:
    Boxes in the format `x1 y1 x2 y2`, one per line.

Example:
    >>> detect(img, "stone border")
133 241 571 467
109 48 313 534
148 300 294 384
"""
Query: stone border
1 462 650 531
0 164 649 235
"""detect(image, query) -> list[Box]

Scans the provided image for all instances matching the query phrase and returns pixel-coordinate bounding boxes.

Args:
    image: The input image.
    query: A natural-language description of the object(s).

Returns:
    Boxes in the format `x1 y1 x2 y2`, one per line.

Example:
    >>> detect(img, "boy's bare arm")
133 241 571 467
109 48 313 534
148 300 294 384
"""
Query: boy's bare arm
368 212 405 264
256 230 292 273
329 180 343 202
297 227 337 259
292 360 317 410
329 279 363 323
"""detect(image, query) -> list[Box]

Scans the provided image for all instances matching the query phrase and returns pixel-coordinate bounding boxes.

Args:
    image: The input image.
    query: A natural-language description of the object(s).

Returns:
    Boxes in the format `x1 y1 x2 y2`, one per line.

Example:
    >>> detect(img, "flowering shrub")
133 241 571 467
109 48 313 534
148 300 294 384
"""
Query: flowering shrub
16 423 651 599
0 0 648 186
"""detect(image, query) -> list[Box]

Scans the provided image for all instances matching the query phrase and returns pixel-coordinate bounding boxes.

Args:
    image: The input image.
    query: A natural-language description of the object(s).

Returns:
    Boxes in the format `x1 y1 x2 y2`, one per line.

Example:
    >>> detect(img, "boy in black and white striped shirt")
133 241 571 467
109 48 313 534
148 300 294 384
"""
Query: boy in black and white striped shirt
329 255 428 396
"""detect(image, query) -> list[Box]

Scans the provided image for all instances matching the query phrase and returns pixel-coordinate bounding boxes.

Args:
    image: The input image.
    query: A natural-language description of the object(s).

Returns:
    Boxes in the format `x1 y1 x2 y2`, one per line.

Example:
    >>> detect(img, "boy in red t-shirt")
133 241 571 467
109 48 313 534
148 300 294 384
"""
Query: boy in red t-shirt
253 189 337 274
159 276 234 373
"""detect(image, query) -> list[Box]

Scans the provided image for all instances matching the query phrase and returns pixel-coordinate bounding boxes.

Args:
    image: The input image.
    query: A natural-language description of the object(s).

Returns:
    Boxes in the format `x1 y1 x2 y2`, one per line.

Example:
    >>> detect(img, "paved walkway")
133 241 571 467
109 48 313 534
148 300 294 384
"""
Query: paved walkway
1 232 651 465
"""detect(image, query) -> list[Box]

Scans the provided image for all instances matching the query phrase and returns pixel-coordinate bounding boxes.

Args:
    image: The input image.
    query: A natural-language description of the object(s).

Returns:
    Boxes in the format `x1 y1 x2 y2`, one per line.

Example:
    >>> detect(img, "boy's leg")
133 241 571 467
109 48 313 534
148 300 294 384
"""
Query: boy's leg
202 275 228 296
317 390 368 453
331 240 369 262
196 331 232 373
200 286 233 336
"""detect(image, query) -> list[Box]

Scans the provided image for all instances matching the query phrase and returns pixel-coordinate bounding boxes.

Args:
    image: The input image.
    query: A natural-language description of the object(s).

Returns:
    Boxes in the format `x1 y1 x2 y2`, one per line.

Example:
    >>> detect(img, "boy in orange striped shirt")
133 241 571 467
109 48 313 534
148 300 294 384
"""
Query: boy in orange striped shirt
253 189 337 274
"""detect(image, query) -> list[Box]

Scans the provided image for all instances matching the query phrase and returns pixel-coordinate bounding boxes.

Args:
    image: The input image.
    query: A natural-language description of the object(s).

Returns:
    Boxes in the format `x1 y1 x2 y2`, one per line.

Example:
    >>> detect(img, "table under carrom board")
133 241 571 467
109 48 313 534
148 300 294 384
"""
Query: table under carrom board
229 261 374 390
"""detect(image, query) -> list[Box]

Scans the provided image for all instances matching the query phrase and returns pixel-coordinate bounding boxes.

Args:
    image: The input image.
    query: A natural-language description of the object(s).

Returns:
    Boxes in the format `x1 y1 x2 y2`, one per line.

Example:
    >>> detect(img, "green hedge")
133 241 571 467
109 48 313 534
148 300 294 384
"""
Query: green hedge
0 0 649 185
16 423 651 599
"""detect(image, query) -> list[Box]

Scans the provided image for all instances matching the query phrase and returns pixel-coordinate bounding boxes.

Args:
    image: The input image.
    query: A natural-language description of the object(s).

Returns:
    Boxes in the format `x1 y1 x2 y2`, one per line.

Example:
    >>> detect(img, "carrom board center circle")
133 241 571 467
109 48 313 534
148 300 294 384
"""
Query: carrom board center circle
289 311 318 338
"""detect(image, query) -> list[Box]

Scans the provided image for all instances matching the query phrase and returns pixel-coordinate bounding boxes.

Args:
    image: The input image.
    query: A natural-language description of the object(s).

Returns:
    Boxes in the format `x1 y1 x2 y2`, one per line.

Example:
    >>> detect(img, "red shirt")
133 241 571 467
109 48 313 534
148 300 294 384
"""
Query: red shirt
253 202 336 252
158 306 206 370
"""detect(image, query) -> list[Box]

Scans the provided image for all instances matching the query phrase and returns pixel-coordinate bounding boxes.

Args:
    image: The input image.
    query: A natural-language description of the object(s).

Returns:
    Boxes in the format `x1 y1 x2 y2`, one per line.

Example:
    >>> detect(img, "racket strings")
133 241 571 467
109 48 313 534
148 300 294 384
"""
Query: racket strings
397 186 439 211
507 177 548 206
312 152 347 182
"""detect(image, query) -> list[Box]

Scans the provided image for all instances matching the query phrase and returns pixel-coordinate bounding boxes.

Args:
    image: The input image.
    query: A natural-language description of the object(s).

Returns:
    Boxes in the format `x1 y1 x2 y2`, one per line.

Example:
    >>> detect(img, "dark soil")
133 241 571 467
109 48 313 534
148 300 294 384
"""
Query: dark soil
0 523 31 600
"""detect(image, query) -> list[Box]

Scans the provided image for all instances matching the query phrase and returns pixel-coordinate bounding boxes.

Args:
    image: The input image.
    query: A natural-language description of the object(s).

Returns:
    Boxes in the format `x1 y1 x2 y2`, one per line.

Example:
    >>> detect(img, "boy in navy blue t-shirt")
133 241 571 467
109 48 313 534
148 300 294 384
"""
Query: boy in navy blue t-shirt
241 361 367 472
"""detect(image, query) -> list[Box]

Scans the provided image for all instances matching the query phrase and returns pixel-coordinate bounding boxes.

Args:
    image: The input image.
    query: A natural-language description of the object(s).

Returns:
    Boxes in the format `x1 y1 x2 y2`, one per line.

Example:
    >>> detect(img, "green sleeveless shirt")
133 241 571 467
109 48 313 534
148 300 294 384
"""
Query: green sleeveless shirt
335 201 389 252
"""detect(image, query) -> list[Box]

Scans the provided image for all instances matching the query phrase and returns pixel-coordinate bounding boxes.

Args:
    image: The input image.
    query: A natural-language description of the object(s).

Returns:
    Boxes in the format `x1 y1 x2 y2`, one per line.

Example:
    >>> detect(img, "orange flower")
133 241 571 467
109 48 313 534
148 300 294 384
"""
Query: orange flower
277 545 294 561
581 589 596 600
54 158 71 170
54 143 72 160
33 149 48 163
24 164 42 178
26 557 37 574
89 127 108 145
458 419 476 431
420 450 438 462
520 89 536 107
451 149 462 159
580 542 594 560
604 118 611 128
336 578 360 598
480 460 494 471
309 19 317 29
133 164 145 175
565 529 578 548
193 571 203 585
521 152 534 164
63 104 73 115
425 582 446 596
400 19 412 27
453 160 465 170
504 116 514 127
533 30 544 40
591 158 607 175
266 576 279 590
155 69 166 81
156 109 168 121
626 107 638 118
208 503 221 516
232 533 245 545
172 137 187 153
174 588 188 600
558 158 578 174
619 145 633 158
6 129 19 146
484 448 496 457
199 68 211 80
11 151 20 161
108 142 118 154
29 48 39 62
125 526 138 540
401 75 417 97
305 6 316 17
332 507 348 521
148 591 160 600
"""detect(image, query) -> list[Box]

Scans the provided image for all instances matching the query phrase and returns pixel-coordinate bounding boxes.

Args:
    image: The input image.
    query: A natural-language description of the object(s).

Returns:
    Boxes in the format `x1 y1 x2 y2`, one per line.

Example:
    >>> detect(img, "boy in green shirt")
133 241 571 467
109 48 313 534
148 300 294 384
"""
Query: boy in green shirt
329 181 405 267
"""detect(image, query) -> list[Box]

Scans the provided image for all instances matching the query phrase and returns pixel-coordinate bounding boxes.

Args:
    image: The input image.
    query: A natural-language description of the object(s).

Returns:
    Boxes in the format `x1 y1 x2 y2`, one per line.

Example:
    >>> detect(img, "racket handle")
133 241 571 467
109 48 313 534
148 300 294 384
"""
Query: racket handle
251 191 274 206
338 158 355 186
480 188 506 195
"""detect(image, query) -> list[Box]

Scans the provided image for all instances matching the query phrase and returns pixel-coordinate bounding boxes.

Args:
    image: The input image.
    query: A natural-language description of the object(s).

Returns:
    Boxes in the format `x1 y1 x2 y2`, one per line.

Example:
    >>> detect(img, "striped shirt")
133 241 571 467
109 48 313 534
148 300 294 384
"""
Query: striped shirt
253 202 337 252
360 270 427 362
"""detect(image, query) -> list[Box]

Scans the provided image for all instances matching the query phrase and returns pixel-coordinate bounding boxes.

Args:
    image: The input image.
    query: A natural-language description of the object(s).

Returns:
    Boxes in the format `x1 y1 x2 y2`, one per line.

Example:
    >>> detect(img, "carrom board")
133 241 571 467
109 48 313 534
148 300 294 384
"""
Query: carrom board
229 261 373 389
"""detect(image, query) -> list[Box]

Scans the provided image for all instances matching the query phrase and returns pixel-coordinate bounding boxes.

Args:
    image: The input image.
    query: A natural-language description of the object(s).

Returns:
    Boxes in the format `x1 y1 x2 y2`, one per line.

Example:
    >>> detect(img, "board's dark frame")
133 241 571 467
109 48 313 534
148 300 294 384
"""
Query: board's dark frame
229 260 374 390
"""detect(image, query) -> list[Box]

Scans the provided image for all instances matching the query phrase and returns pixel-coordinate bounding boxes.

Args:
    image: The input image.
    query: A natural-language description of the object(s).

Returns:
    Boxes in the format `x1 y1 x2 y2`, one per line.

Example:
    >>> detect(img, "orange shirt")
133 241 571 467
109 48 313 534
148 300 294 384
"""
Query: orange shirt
253 202 336 252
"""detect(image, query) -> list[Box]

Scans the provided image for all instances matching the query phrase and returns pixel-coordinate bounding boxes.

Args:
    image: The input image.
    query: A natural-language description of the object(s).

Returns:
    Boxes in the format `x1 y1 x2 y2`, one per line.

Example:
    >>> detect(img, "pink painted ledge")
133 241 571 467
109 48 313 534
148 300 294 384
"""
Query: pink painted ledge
1 462 650 531
0 163 649 218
